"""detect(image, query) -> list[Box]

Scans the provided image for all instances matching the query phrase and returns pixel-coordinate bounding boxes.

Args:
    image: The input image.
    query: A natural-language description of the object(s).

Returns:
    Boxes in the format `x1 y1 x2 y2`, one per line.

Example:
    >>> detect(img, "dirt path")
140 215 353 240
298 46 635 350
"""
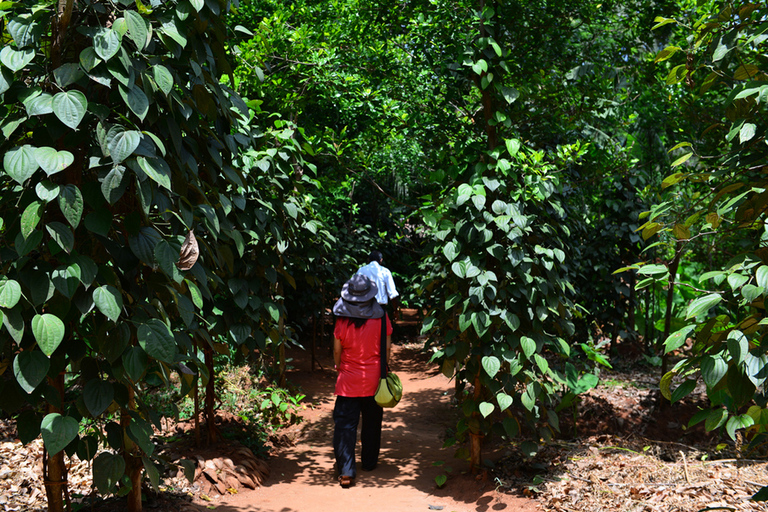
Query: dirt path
201 342 539 512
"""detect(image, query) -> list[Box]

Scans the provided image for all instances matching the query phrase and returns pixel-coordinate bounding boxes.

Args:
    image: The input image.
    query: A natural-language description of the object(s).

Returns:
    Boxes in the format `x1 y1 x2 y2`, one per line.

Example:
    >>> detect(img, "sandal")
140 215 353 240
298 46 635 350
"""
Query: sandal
338 475 354 488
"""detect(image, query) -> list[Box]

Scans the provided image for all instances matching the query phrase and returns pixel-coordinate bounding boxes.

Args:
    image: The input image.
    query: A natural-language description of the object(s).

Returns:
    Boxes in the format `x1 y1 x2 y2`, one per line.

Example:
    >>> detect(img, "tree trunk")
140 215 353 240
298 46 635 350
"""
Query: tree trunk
661 241 683 378
44 374 68 512
469 371 483 471
122 388 143 512
204 344 217 444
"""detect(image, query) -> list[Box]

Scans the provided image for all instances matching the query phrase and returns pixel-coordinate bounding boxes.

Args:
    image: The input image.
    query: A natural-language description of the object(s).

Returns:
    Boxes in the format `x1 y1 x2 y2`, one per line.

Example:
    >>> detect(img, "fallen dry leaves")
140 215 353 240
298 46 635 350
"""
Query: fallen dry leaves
532 436 768 512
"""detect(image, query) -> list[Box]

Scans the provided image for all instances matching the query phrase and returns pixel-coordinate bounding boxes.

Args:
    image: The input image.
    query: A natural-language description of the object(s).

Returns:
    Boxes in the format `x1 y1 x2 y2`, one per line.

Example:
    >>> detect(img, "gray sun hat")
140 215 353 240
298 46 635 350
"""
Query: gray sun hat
333 274 384 319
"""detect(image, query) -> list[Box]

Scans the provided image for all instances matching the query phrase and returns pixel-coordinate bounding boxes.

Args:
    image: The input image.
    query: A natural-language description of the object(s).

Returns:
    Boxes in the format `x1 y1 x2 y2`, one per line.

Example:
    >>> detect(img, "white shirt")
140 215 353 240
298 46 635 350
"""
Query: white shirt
356 261 399 305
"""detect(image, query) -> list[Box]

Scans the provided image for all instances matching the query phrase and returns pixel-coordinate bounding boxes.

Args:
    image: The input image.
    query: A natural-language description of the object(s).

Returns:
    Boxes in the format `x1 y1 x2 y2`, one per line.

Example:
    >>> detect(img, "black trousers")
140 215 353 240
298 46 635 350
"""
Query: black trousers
332 395 383 478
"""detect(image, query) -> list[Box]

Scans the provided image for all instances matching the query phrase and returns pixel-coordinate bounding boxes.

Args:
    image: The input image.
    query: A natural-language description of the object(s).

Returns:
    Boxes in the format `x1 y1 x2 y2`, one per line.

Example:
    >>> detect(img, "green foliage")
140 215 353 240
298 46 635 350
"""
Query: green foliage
637 2 768 447
0 0 324 505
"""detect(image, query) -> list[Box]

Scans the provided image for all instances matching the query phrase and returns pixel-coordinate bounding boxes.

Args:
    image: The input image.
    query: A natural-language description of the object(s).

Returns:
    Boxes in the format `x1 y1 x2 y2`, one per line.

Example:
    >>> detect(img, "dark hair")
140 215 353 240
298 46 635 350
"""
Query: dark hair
350 317 368 328
368 250 383 263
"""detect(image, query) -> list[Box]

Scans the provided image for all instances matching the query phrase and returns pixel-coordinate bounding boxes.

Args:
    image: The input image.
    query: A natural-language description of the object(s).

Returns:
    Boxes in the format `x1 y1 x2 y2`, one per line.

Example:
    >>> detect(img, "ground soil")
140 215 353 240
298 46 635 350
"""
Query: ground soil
2 310 768 512
180 317 539 512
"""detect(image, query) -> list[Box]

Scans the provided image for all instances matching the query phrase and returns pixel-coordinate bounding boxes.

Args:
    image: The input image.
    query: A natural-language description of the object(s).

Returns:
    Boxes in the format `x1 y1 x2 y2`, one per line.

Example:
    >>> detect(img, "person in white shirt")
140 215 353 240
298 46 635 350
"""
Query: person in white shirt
355 251 400 317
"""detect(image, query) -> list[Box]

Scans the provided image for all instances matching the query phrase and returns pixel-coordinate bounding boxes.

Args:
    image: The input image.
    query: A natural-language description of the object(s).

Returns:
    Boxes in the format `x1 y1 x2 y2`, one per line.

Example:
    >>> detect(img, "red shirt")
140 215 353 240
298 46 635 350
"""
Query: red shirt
334 316 393 397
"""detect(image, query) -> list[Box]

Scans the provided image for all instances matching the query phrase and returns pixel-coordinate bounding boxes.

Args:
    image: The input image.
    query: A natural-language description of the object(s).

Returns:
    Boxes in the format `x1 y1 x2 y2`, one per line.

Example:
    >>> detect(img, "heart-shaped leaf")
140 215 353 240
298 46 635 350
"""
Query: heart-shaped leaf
152 65 173 95
58 184 83 228
41 413 79 455
0 68 13 94
20 201 43 239
23 92 54 116
93 28 121 61
106 126 141 163
52 90 87 129
93 285 123 322
34 147 75 176
479 401 495 418
125 11 149 50
123 346 148 382
52 264 80 298
53 63 85 88
101 166 129 204
119 84 149 121
0 279 22 308
482 355 501 379
83 379 115 417
32 314 66 356
3 145 40 184
0 46 34 72
36 181 61 202
93 452 125 494
137 319 176 363
46 221 75 254
3 308 25 343
137 156 171 190
14 230 43 257
13 351 50 394
496 392 513 412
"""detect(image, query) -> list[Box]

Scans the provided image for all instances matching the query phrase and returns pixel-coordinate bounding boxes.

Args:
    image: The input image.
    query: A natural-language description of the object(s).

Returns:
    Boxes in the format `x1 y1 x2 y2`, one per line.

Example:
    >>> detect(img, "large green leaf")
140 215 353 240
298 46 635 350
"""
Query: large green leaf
496 392 513 412
0 279 22 308
58 184 84 228
119 84 149 121
23 92 53 116
93 28 121 61
53 63 84 88
481 355 500 379
93 452 125 494
0 68 11 94
663 324 695 353
137 156 172 190
701 355 727 388
128 418 154 455
725 414 754 441
478 401 494 418
34 147 74 176
154 240 183 283
52 264 80 298
83 378 115 417
71 255 98 288
129 227 162 265
46 221 75 254
106 126 141 163
41 413 79 455
152 65 174 95
8 17 44 48
0 46 34 72
685 293 722 319
32 314 66 356
20 201 43 239
52 90 87 129
36 181 60 202
137 319 176 363
15 230 43 257
123 346 148 382
93 285 123 322
520 336 536 359
3 145 39 184
13 351 50 394
101 166 129 204
160 20 187 48
3 305 24 343
125 10 150 50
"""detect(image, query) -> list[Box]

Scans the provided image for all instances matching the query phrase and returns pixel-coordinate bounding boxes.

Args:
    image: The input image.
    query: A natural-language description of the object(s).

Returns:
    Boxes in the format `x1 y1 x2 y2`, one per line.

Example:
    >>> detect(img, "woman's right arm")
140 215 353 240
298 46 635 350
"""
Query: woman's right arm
334 337 342 369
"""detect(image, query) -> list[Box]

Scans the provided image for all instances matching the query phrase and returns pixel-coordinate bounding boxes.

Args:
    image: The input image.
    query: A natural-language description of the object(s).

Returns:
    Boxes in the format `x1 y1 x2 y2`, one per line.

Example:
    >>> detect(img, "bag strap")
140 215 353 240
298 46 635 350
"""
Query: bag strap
380 313 387 379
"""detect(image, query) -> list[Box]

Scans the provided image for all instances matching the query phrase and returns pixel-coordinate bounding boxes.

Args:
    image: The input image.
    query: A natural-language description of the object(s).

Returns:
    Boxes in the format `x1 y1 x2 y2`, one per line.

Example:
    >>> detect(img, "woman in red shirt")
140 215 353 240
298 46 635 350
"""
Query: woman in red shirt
332 274 393 488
